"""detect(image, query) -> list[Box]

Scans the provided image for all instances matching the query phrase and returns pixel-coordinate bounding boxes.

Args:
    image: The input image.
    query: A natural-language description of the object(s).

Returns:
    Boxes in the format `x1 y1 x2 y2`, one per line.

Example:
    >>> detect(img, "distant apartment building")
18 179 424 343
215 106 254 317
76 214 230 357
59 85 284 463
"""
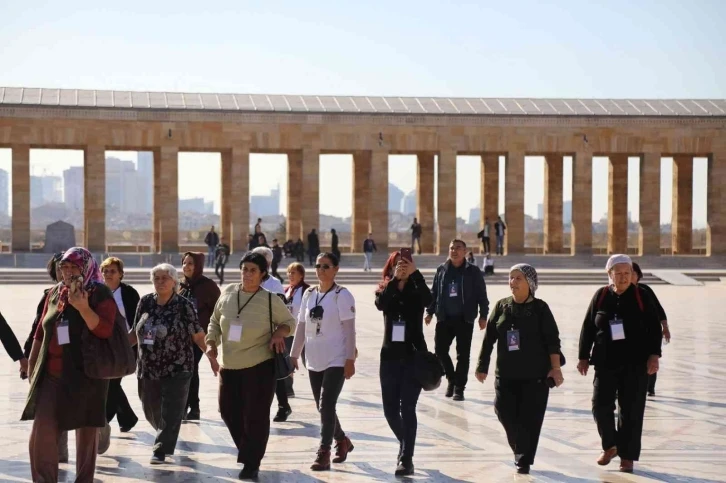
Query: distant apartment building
250 186 280 217
63 166 84 211
0 169 8 216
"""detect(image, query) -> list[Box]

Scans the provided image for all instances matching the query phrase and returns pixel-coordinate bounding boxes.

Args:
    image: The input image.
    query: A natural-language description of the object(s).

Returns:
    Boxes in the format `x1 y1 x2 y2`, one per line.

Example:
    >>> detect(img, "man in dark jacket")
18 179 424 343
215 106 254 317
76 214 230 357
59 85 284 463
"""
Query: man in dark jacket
204 226 220 268
425 239 489 401
0 312 27 376
271 239 284 282
215 236 231 285
307 229 320 266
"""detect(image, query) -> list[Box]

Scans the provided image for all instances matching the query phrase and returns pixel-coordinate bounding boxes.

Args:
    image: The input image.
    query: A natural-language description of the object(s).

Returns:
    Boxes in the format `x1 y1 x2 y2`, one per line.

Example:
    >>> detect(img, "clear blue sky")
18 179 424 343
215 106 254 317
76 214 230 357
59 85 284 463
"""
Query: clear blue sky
1 1 723 226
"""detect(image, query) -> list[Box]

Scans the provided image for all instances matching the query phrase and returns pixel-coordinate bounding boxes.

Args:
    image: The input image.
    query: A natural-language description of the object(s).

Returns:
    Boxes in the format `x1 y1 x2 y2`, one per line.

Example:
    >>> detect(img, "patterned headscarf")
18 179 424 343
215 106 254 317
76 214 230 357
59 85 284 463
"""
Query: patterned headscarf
605 254 632 285
510 263 538 295
60 247 104 289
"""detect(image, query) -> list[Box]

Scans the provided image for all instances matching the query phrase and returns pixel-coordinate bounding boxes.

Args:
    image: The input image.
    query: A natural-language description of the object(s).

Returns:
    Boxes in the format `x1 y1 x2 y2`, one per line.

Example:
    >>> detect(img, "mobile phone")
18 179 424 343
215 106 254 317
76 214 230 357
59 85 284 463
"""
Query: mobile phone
400 248 413 263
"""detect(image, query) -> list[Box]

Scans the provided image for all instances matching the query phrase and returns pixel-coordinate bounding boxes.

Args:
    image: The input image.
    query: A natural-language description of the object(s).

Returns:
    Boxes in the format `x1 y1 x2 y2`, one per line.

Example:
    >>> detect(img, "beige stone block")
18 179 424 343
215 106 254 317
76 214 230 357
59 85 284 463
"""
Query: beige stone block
639 153 661 255
84 145 106 252
221 147 249 252
707 150 726 255
300 148 319 240
672 155 693 254
571 152 592 255
607 154 628 254
504 151 525 255
153 146 179 253
369 150 389 253
480 153 499 241
351 151 371 253
417 153 435 253
437 149 457 254
286 150 303 243
544 154 563 254
11 145 30 252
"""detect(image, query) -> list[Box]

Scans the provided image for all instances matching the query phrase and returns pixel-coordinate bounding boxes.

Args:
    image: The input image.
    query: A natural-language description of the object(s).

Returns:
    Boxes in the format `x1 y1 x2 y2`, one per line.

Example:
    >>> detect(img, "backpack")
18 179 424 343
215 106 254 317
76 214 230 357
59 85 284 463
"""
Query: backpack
596 285 644 312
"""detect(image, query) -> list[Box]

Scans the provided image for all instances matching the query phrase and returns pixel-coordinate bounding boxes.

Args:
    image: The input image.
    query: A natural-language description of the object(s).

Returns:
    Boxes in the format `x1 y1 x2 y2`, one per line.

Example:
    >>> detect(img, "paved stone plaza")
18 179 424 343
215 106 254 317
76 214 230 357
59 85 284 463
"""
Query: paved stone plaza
1 282 725 482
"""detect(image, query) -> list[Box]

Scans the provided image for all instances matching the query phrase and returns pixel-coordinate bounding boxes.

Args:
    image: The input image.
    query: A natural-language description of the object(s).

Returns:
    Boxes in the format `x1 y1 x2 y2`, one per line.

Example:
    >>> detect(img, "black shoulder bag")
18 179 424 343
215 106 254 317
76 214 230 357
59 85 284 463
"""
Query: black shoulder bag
269 292 294 380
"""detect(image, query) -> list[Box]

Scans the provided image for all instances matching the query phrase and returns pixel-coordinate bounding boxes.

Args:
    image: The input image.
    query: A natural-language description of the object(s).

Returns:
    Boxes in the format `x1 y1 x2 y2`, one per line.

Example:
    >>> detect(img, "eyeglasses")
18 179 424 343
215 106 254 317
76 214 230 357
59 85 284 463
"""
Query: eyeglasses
315 264 332 270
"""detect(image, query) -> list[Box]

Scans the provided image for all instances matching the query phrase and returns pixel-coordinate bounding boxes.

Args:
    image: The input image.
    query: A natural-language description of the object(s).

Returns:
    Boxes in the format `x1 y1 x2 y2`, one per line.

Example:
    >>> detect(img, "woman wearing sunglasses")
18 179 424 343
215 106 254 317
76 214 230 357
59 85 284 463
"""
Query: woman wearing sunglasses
290 252 356 471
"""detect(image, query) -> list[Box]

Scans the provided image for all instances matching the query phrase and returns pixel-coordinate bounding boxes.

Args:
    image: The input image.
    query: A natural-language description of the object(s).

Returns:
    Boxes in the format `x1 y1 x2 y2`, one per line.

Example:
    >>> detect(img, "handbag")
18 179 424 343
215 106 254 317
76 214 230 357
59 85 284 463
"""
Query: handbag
269 292 294 380
412 349 445 391
81 292 136 379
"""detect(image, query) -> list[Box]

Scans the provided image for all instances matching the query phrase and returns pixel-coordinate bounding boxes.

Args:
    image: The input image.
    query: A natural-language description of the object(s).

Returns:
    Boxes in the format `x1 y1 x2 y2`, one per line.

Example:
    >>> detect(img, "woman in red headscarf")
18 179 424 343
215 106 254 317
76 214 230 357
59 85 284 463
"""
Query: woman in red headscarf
23 247 118 483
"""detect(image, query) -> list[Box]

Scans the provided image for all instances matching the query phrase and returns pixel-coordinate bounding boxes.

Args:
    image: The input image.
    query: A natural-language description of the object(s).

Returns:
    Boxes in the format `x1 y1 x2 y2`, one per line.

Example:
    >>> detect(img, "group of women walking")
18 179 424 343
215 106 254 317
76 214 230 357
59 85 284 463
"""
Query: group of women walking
0 244 668 481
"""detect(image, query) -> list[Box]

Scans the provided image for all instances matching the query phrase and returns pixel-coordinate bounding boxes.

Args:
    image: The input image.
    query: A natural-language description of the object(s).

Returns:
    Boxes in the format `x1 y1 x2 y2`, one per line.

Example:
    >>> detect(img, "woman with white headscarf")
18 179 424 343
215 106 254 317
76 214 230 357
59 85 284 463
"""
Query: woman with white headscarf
577 254 662 474
475 263 562 475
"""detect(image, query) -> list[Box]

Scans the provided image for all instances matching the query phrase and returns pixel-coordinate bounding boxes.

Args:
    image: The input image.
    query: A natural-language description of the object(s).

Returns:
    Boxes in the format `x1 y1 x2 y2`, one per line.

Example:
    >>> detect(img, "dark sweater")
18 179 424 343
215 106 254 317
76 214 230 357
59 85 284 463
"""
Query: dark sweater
477 296 561 379
427 260 489 323
375 271 432 360
639 283 667 321
578 284 662 368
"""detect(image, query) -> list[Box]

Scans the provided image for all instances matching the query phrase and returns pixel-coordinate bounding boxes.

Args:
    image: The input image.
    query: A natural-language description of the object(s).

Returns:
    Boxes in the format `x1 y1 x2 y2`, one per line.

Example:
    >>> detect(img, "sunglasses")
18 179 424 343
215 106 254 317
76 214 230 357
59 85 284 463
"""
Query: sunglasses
315 264 332 270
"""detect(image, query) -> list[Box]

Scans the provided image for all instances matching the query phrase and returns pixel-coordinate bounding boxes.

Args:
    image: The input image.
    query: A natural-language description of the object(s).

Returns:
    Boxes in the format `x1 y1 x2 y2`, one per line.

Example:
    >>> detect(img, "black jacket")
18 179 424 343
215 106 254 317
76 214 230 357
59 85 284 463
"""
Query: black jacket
119 283 141 328
578 284 662 368
375 270 431 360
0 311 24 361
426 260 489 323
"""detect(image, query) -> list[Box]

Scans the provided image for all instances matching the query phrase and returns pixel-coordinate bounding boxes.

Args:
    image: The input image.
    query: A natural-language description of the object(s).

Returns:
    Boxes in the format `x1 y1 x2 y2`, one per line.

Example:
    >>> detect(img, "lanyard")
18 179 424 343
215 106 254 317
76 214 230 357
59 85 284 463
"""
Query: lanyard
315 284 336 306
237 287 260 316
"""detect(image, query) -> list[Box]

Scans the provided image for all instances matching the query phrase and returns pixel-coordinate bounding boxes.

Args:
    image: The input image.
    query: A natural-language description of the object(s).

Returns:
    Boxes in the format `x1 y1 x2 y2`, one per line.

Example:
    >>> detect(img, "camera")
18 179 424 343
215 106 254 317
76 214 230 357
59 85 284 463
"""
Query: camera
310 305 324 320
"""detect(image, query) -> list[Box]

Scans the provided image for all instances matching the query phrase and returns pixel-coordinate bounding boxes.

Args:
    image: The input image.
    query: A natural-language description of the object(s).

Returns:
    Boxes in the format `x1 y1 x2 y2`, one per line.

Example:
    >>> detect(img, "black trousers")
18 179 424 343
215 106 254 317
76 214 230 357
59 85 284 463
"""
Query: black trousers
494 378 550 467
647 373 657 393
215 262 226 284
138 372 192 455
309 366 346 448
482 237 491 253
275 336 295 409
592 364 648 461
106 377 138 428
434 318 474 389
187 345 204 411
271 261 283 282
380 358 422 461
219 359 276 467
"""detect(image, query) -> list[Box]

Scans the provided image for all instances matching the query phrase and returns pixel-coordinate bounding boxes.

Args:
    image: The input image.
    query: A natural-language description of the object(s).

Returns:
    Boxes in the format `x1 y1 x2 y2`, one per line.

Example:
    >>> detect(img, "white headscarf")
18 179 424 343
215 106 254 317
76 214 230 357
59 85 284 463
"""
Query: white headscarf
605 254 632 284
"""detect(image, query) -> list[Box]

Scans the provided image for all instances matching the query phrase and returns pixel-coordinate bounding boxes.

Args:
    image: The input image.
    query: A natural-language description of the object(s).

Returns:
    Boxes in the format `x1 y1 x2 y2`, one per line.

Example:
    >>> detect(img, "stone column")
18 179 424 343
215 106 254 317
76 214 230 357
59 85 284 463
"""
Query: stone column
639 153 661 256
672 155 693 254
607 154 629 254
504 151 525 255
480 153 499 241
437 149 457 254
300 147 319 242
84 145 106 252
287 150 303 243
417 153 435 254
351 151 371 253
707 149 726 255
369 150 389 253
571 152 592 255
152 146 179 253
543 154 563 254
11 145 30 252
221 147 249 252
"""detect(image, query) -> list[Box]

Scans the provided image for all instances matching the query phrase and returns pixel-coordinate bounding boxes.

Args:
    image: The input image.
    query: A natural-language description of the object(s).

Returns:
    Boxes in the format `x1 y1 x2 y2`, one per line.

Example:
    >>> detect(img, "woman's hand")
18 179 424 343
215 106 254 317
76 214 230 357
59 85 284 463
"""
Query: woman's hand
393 262 407 280
647 355 659 375
68 287 90 311
547 367 564 387
269 332 286 353
290 356 299 371
206 343 218 360
344 359 356 379
475 371 487 383
208 356 220 376
662 323 671 343
577 359 589 376
19 358 28 379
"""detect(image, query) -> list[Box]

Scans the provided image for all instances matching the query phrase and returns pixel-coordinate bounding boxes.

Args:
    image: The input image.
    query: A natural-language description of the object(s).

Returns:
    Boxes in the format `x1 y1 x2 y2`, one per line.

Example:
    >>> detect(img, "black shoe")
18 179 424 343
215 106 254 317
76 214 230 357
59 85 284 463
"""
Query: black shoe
516 464 530 474
273 407 292 422
184 408 200 421
150 451 165 464
238 465 259 480
120 417 138 433
395 459 415 476
647 391 655 397
445 381 454 398
453 388 465 401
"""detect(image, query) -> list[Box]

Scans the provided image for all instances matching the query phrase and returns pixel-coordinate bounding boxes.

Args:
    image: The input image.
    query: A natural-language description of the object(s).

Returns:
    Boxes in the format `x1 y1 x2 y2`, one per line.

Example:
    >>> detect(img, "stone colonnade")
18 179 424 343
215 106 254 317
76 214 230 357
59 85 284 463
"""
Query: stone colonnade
2 112 725 256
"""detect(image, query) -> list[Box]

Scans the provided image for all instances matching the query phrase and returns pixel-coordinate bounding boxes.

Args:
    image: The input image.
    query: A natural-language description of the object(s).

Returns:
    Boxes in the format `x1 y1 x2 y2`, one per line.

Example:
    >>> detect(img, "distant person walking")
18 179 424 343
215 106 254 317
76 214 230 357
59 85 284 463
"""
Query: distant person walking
494 217 507 255
410 218 422 254
307 229 320 267
331 229 341 262
204 226 220 268
477 217 492 254
271 239 284 283
215 236 231 285
294 238 305 263
363 233 377 272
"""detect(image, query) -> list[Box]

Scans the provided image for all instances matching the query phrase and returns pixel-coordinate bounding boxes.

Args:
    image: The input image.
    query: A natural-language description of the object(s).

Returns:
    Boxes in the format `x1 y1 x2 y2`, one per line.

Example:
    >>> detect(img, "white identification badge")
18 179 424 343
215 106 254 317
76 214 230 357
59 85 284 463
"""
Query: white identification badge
392 319 406 342
228 318 243 342
286 303 294 314
449 281 458 297
57 319 70 345
610 317 625 341
142 326 156 345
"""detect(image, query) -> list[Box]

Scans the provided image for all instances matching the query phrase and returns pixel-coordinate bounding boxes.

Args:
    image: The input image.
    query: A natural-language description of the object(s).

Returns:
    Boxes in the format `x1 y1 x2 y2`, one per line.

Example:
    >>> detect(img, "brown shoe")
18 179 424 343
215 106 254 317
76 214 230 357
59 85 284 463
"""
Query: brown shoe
311 447 331 471
619 459 634 473
332 436 354 463
597 446 618 466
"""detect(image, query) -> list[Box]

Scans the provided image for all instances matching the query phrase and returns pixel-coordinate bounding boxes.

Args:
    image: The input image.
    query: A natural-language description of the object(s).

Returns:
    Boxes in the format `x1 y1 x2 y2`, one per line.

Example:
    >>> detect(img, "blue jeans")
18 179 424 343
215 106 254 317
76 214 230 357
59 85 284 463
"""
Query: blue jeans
496 235 505 255
207 246 215 267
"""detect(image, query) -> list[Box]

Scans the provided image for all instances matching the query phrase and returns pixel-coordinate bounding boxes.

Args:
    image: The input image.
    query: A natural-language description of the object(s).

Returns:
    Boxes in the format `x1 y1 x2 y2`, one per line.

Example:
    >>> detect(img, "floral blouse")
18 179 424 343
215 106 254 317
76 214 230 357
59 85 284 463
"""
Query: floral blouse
133 293 203 380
